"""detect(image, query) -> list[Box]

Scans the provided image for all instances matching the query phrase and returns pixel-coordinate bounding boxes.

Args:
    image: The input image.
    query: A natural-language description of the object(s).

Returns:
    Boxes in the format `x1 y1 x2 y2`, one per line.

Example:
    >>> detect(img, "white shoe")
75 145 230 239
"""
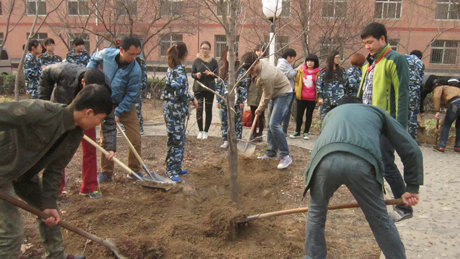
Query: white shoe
197 131 203 139
220 141 229 149
202 132 208 139
277 155 292 169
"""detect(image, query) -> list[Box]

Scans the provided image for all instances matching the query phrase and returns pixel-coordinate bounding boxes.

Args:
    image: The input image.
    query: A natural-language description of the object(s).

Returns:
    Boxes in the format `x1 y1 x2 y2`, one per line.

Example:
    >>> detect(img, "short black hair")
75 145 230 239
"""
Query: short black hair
120 36 141 50
304 54 319 68
72 84 113 115
200 41 211 49
241 51 258 70
361 22 387 43
84 69 108 87
27 39 40 51
73 38 85 46
43 38 55 46
410 50 423 59
281 48 296 59
338 96 362 105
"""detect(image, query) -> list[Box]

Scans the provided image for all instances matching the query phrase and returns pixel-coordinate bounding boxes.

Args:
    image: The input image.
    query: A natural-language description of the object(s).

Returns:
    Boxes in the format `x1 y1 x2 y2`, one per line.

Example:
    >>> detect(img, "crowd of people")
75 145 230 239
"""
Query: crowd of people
1 20 459 258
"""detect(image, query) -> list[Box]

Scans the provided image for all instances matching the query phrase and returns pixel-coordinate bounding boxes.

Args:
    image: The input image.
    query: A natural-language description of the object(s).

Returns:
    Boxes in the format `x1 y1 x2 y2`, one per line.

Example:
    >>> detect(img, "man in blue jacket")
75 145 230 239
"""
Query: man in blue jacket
87 36 143 182
304 98 423 259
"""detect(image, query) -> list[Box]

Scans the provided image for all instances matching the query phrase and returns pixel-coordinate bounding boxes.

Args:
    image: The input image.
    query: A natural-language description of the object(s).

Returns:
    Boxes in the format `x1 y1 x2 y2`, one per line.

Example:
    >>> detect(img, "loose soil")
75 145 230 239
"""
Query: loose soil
20 136 381 259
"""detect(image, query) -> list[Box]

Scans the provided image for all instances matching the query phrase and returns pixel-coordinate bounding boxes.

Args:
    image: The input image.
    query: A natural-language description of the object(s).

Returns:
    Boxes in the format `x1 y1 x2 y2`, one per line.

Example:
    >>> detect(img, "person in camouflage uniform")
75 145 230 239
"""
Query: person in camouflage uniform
24 39 42 99
40 38 62 67
66 38 91 66
135 57 147 134
216 50 249 148
405 50 425 140
316 51 348 120
162 42 198 182
345 53 365 98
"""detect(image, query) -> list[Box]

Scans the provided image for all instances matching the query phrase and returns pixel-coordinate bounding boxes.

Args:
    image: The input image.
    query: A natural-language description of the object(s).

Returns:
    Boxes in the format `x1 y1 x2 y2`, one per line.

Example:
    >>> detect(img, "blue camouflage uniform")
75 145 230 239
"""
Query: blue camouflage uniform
135 58 147 133
345 66 362 98
24 52 42 98
216 68 249 141
66 50 91 66
405 54 425 139
316 69 348 120
40 52 62 66
162 64 194 178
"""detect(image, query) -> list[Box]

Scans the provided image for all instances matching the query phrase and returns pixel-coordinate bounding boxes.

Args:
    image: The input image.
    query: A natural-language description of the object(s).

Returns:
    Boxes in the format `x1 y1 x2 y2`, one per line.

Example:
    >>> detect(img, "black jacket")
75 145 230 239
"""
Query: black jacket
191 55 219 93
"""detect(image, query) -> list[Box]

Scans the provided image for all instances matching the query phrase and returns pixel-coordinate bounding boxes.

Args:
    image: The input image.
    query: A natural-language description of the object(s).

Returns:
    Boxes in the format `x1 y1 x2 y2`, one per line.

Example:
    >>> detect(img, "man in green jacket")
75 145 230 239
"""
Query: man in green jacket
358 22 412 221
304 100 423 259
0 84 112 259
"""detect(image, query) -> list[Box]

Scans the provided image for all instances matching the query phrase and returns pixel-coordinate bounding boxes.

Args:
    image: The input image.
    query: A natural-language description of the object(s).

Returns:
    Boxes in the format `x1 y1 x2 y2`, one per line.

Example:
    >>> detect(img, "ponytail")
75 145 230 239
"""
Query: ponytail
167 42 188 68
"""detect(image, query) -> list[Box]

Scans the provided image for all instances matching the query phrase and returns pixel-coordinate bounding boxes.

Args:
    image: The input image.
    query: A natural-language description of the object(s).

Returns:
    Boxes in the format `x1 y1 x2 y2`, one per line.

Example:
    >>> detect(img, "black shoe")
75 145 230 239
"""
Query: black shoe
433 145 445 152
389 207 413 222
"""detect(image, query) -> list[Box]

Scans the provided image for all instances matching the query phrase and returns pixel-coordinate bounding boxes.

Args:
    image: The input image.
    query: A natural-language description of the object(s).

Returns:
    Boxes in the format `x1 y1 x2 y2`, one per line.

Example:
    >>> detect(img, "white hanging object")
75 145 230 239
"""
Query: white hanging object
262 0 282 19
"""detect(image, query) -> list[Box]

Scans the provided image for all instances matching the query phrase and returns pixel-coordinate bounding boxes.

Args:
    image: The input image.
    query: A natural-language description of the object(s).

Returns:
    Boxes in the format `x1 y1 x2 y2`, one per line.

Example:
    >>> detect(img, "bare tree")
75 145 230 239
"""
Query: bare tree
0 0 26 53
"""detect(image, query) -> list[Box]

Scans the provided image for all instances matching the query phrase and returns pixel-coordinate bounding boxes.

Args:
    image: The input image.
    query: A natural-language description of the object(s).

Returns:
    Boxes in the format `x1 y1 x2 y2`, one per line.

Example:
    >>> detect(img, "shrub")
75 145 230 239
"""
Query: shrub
0 74 15 95
144 76 165 100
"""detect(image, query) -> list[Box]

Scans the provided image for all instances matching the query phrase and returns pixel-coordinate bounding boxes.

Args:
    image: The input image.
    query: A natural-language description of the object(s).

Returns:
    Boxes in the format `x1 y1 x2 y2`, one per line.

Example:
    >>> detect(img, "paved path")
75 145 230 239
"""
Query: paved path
140 102 459 258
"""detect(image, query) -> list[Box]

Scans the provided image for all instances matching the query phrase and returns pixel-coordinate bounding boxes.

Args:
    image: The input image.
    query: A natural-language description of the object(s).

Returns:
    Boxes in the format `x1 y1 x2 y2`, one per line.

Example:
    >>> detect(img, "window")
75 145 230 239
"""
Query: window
216 0 240 16
160 0 183 16
388 39 399 52
321 0 346 18
281 0 291 17
214 35 240 59
68 0 89 15
27 32 48 41
26 0 46 15
435 0 460 20
319 37 343 60
159 34 182 57
374 0 402 19
430 40 458 65
68 33 90 51
114 0 137 16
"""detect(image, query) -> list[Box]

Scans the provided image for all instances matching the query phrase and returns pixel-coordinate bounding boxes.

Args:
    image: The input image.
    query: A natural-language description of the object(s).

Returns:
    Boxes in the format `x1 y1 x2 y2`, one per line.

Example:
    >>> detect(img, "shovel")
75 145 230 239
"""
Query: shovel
237 114 259 156
83 135 171 191
0 190 127 259
240 198 402 225
115 123 175 185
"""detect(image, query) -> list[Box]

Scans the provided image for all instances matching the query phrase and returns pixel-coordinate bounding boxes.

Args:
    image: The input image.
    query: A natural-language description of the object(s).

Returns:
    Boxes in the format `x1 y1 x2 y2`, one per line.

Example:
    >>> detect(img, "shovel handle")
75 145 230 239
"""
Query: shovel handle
245 198 402 222
247 114 259 142
116 123 145 166
0 191 127 259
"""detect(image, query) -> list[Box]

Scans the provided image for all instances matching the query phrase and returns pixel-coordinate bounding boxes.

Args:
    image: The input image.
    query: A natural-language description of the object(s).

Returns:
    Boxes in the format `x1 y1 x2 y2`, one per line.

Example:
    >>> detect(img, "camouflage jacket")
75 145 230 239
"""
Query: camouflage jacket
316 68 348 106
40 52 62 67
66 50 91 66
345 66 362 97
162 65 194 113
24 53 42 89
216 68 249 106
405 54 424 93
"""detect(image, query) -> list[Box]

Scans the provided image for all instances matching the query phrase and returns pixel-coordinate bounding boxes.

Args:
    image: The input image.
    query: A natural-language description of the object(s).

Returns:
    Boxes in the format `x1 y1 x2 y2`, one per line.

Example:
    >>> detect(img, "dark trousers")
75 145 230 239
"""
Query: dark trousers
438 99 460 148
195 91 214 132
380 135 412 214
250 105 265 135
295 99 316 134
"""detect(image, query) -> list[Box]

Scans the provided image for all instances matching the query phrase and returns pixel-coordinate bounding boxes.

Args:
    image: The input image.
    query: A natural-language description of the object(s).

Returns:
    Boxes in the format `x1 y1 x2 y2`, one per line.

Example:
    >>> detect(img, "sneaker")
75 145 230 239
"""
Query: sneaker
389 207 413 222
66 255 86 259
79 190 102 199
140 128 145 135
289 131 300 139
454 146 460 153
127 172 144 180
257 154 277 160
202 132 209 139
277 155 292 169
97 172 113 184
179 169 188 176
433 145 445 152
303 133 310 140
197 131 203 139
220 141 229 149
167 172 182 182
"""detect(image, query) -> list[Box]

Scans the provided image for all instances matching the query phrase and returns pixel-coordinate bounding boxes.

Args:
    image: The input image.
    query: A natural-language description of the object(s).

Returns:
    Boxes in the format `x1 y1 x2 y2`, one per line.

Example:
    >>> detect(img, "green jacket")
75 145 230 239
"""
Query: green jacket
304 104 423 194
0 100 83 209
357 45 409 127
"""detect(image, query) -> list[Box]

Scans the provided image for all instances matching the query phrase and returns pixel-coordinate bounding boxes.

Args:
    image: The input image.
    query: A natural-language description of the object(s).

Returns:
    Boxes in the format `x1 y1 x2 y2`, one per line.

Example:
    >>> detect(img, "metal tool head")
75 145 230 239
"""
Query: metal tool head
237 140 256 156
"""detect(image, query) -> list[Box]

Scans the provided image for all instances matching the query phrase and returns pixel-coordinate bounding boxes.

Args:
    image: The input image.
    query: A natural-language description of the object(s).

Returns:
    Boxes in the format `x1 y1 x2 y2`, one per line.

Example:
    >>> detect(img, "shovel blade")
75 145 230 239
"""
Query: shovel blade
237 140 256 156
143 172 176 185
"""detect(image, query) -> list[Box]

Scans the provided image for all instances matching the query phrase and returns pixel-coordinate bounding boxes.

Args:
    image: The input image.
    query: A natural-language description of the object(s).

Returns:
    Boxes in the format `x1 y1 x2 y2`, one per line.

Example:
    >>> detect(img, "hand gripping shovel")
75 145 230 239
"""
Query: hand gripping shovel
0 190 127 259
115 123 175 185
237 114 258 156
83 135 171 191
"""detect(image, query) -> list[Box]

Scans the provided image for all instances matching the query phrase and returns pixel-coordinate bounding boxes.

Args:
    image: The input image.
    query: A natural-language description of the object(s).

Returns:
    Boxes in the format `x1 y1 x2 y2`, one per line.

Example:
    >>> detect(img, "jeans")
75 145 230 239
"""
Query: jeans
305 152 406 259
438 99 460 148
266 93 291 158
282 92 295 134
380 135 412 214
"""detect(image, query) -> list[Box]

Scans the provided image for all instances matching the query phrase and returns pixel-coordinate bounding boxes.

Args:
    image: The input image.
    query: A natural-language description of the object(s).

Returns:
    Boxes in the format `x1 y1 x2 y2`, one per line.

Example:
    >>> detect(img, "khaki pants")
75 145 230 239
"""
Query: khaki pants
100 105 142 174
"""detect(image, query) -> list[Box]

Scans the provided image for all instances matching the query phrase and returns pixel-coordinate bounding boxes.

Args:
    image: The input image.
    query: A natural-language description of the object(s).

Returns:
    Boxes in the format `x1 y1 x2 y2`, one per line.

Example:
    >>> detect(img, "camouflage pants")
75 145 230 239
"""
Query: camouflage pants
319 103 337 121
135 99 144 131
0 177 66 259
408 94 420 139
26 82 39 99
163 101 187 177
219 104 243 141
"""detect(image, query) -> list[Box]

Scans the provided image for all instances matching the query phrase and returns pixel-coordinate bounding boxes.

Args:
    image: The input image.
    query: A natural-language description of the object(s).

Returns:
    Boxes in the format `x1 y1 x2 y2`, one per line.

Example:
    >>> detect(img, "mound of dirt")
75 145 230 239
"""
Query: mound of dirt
20 136 380 258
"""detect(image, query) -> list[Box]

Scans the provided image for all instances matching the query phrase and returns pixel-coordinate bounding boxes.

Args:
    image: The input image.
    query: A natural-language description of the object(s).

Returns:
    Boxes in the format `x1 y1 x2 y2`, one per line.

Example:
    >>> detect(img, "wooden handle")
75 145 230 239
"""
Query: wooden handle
245 198 402 222
247 114 259 142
